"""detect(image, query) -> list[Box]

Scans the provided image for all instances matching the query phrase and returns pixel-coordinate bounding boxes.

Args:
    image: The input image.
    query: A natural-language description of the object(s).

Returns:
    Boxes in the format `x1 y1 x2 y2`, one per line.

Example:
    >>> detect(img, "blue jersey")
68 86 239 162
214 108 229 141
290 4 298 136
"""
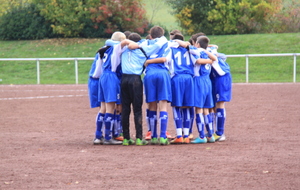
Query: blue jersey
89 53 101 78
102 46 117 72
194 49 211 77
145 39 169 73
208 46 230 77
164 46 196 77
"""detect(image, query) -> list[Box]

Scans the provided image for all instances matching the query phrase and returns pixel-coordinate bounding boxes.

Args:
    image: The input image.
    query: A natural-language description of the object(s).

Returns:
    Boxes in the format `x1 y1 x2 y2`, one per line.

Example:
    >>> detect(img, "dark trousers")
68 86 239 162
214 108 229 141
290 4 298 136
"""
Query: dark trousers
121 74 143 140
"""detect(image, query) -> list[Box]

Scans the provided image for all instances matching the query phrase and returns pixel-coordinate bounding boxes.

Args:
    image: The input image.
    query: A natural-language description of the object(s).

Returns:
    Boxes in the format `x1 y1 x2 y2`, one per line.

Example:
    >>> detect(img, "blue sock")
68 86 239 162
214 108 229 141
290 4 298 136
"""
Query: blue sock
204 114 213 137
146 109 151 132
95 112 105 139
113 114 121 137
117 113 122 135
196 113 205 139
104 113 114 140
149 110 157 138
182 108 190 138
189 107 194 134
172 107 182 138
210 112 215 134
216 108 226 136
159 111 168 138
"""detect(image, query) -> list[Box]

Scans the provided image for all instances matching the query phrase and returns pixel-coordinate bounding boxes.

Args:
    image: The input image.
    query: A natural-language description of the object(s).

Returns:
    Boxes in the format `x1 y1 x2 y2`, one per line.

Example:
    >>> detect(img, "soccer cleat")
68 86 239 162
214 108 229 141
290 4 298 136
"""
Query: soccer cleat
207 135 215 143
183 137 190 144
145 131 151 140
213 133 226 142
170 137 183 144
191 137 207 144
166 131 173 139
219 134 226 141
188 133 194 140
150 138 159 145
159 137 170 145
93 137 104 145
136 138 148 146
122 139 135 146
114 135 124 141
103 138 123 145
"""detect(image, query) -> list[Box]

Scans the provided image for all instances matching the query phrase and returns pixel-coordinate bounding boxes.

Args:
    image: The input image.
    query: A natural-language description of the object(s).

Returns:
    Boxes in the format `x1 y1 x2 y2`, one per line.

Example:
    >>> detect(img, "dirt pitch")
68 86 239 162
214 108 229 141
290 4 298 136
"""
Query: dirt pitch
1 83 300 190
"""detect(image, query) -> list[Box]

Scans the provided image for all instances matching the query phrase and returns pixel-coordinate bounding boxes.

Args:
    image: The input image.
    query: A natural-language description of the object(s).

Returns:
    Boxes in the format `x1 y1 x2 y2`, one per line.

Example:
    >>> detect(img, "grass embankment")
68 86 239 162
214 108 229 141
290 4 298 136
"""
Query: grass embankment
1 33 300 84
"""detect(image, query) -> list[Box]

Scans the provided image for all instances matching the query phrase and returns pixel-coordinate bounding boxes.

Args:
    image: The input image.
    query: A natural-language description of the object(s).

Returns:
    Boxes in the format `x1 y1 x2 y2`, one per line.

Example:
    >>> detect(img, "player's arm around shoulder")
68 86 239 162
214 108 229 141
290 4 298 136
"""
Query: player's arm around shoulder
196 48 217 65
144 57 167 67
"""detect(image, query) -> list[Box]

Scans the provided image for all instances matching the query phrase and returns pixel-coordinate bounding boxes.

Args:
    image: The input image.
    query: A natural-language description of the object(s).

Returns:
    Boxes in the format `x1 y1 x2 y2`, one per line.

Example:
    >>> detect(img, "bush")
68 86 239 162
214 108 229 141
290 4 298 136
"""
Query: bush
0 3 54 40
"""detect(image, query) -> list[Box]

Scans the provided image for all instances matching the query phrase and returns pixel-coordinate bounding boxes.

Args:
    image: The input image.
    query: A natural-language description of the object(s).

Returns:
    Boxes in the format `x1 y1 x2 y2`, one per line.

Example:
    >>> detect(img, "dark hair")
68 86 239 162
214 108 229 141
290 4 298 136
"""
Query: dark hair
196 36 210 49
188 37 193 45
172 33 184 41
169 29 181 36
128 33 141 42
124 31 131 39
191 32 206 44
149 26 165 39
145 34 151 40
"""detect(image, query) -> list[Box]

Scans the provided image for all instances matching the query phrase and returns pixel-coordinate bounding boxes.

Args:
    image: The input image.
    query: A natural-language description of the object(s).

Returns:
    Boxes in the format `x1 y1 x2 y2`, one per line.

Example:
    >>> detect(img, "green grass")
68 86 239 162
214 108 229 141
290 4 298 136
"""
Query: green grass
1 33 300 84
142 0 179 31
0 35 300 84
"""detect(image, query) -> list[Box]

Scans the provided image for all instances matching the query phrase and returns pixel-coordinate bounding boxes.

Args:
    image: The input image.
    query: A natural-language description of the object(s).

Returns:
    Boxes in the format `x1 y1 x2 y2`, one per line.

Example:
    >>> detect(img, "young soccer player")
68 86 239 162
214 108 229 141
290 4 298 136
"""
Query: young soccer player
88 46 106 145
143 26 171 145
161 33 197 144
98 31 127 145
189 36 218 144
112 32 167 145
209 46 232 141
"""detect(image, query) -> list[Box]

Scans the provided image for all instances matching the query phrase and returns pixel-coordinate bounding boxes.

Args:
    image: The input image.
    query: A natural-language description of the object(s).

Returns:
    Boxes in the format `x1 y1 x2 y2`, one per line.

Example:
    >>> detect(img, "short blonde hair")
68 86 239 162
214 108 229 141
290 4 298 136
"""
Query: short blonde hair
111 31 126 41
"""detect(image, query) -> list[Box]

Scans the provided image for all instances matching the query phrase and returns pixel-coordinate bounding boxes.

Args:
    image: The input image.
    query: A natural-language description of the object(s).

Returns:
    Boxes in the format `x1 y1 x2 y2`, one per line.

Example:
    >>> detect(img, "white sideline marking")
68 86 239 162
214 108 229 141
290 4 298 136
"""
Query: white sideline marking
0 94 87 101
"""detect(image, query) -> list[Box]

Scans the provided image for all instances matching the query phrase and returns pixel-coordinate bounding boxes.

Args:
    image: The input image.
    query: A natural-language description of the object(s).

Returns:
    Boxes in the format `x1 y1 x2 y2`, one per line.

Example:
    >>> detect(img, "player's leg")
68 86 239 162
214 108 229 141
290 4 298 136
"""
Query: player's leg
145 108 152 140
121 75 132 145
189 107 195 139
214 101 226 141
191 107 207 144
213 73 232 141
158 100 170 145
88 77 104 144
170 107 183 144
148 102 158 144
113 104 123 141
131 75 147 145
209 108 216 135
204 108 215 143
182 108 191 143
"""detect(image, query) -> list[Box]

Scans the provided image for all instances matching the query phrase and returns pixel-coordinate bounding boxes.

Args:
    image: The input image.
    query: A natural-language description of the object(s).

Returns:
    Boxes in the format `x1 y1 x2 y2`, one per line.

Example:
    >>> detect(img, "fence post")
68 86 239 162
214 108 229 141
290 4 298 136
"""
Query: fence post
293 54 297 83
75 59 78 85
37 59 40 84
246 55 249 83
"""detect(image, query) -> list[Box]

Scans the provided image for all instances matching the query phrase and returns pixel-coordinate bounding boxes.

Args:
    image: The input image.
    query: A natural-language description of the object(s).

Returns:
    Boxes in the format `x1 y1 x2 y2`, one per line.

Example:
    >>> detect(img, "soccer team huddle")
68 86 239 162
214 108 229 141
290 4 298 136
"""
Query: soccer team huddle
88 26 232 146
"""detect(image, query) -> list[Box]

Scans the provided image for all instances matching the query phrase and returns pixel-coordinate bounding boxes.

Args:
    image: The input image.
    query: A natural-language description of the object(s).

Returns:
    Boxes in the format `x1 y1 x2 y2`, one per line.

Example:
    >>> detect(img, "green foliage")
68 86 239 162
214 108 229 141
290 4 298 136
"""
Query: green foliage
0 3 53 40
207 0 239 35
268 0 300 33
0 0 33 17
166 0 216 35
34 0 94 37
89 0 148 35
167 0 299 35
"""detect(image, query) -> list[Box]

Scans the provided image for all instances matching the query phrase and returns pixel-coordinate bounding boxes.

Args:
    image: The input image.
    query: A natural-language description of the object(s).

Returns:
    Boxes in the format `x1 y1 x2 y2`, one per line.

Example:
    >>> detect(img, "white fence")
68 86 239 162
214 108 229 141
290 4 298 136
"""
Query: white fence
0 53 299 84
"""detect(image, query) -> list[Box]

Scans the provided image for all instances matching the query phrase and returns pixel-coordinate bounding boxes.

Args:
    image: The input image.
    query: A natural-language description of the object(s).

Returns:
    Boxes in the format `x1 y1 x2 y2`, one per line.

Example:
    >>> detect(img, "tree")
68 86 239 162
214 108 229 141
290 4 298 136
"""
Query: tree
33 0 93 37
166 0 216 35
89 0 148 35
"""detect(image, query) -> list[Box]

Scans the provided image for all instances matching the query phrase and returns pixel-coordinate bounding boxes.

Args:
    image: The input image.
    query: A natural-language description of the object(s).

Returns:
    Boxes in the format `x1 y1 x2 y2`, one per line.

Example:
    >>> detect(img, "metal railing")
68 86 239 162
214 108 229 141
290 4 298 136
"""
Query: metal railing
226 53 299 83
0 53 299 84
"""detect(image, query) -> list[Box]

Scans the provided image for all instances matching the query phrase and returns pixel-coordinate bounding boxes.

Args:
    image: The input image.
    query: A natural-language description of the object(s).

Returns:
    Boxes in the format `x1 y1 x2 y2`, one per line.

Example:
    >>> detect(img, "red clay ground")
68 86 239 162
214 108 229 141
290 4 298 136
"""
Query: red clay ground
1 83 300 190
